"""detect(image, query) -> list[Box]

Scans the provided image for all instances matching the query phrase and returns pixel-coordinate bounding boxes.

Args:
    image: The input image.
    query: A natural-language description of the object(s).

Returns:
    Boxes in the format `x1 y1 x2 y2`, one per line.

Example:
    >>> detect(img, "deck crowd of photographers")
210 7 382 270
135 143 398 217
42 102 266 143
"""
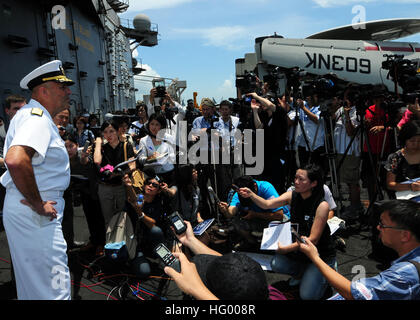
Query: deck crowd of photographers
1 73 420 300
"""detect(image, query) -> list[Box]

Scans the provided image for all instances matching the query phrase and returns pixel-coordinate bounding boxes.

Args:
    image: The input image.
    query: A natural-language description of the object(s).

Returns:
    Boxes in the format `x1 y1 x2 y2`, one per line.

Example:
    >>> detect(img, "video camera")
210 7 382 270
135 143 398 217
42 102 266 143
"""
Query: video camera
236 70 261 95
382 54 420 104
228 97 253 130
300 77 338 101
262 67 284 95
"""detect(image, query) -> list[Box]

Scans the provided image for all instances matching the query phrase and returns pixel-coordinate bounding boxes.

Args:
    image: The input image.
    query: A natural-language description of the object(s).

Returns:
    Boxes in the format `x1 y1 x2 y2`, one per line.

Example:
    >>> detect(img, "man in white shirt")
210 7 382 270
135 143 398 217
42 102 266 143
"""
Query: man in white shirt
295 94 326 171
333 91 363 220
216 100 243 199
1 60 73 300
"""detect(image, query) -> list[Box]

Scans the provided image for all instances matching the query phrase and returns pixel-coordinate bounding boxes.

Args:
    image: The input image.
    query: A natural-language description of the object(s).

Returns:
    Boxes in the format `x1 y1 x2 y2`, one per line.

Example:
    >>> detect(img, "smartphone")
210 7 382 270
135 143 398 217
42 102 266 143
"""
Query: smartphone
291 228 306 244
82 141 90 153
154 243 181 273
168 211 187 235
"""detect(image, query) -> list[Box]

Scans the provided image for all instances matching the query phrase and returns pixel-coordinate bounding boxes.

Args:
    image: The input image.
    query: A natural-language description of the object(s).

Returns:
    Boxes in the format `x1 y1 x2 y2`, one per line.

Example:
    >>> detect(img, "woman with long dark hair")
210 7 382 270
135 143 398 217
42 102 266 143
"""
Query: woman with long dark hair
93 120 136 226
239 164 336 300
138 113 176 185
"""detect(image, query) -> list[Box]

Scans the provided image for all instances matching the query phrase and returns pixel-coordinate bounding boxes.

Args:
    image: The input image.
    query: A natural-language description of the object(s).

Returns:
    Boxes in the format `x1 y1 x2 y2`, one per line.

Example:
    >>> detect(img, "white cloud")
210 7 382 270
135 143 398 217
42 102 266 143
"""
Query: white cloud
133 64 161 101
215 76 236 100
172 25 251 50
126 0 195 12
312 0 420 7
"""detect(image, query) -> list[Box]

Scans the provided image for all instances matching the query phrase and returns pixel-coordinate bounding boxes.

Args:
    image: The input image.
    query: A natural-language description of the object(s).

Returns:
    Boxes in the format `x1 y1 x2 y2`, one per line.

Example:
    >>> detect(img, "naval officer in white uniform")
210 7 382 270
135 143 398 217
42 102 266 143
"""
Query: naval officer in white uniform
0 60 74 300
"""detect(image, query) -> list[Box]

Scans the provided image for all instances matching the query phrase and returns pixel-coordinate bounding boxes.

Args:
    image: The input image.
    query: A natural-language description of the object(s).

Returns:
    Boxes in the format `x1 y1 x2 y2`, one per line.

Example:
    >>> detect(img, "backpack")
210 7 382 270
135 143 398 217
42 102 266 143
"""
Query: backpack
105 211 137 261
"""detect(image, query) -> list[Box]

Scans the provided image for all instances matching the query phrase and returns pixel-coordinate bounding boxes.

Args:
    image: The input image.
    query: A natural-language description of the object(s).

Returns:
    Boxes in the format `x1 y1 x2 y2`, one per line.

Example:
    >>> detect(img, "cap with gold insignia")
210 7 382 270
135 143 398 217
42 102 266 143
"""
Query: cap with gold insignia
20 60 74 90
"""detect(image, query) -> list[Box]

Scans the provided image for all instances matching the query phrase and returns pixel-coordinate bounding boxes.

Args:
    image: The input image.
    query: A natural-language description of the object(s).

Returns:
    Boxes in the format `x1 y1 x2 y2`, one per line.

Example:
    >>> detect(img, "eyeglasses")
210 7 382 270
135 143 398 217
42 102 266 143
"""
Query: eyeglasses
146 181 160 188
378 221 405 230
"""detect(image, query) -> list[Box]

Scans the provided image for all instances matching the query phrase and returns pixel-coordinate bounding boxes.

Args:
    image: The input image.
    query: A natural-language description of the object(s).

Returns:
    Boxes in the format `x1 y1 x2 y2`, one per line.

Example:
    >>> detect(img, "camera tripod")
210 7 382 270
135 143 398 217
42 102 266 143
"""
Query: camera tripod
334 104 389 226
286 92 316 186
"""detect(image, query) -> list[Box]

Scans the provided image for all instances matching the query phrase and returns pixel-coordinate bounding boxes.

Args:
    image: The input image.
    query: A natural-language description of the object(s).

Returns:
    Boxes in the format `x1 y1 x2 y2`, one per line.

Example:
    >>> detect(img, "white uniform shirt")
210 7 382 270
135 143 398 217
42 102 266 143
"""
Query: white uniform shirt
0 99 70 192
333 106 360 156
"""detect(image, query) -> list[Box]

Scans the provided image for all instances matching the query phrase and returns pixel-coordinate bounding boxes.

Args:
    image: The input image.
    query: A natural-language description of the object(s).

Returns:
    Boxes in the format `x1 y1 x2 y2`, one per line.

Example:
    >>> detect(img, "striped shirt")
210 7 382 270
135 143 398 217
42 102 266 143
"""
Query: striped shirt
350 246 420 300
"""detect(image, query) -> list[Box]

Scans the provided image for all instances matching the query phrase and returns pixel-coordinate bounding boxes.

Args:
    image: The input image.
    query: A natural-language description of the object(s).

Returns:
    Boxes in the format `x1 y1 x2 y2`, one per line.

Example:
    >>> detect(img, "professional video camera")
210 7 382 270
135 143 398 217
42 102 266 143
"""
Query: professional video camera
229 97 253 130
236 70 261 95
382 54 420 103
300 77 338 101
346 83 402 126
262 67 283 95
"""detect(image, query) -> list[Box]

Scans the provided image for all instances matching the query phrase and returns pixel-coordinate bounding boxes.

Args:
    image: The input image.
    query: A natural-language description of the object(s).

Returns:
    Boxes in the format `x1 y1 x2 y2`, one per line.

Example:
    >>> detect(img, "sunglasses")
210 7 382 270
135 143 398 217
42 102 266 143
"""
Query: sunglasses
146 181 160 188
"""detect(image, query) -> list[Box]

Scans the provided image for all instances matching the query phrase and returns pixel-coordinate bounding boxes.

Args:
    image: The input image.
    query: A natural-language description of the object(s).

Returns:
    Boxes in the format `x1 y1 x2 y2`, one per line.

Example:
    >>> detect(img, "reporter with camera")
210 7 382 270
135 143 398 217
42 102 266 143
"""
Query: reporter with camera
124 174 172 278
148 88 186 145
191 98 226 211
294 94 326 173
246 90 288 194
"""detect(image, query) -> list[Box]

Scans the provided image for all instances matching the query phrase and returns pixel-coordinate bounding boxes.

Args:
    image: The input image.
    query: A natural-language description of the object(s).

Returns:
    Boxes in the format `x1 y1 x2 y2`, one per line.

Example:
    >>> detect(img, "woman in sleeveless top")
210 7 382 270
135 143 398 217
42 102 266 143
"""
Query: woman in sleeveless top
239 164 336 300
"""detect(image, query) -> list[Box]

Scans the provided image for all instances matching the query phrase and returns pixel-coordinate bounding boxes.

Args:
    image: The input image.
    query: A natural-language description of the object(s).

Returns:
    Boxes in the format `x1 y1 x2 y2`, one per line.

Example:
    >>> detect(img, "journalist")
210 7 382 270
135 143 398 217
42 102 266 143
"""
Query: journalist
298 199 420 300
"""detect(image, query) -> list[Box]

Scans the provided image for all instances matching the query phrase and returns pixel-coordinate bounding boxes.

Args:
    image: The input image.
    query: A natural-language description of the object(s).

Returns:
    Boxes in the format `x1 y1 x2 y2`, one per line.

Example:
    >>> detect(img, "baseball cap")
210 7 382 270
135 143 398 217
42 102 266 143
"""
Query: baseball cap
20 60 74 90
200 98 215 108
192 253 268 300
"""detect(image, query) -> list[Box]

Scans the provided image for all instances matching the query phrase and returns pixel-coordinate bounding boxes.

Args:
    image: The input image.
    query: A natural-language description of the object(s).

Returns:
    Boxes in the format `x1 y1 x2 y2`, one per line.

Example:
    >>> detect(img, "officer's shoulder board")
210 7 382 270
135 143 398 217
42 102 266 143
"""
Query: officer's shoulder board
31 108 43 117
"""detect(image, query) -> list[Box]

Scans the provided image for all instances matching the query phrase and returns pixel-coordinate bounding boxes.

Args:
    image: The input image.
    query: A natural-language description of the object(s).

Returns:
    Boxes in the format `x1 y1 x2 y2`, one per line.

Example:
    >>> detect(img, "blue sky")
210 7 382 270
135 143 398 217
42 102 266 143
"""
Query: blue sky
119 0 420 104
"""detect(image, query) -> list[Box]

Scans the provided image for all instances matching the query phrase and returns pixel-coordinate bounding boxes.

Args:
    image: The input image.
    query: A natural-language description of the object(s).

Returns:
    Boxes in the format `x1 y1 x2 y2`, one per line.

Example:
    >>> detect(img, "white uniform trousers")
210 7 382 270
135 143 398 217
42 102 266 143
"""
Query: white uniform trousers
3 188 71 300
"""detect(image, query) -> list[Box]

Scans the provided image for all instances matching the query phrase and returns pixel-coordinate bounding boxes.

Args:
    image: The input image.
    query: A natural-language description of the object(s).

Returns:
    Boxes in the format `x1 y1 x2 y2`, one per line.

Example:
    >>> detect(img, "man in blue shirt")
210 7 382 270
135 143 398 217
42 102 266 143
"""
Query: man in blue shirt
298 199 420 300
219 175 289 250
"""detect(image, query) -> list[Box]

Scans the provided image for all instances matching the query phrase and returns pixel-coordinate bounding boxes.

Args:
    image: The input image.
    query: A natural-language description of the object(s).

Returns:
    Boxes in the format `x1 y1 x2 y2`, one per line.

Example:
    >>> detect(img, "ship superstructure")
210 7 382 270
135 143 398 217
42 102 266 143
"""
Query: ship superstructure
0 0 158 120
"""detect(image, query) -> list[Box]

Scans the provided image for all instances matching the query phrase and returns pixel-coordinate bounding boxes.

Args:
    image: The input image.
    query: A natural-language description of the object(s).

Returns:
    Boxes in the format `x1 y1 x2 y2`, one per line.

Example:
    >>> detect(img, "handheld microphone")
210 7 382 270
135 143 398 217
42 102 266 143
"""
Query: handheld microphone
207 186 220 205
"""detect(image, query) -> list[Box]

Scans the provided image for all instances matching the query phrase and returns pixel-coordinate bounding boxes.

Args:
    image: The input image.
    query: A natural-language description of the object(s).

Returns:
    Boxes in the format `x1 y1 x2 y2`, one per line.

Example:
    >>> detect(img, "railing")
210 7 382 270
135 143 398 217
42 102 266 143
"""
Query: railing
106 0 129 13
119 17 158 34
